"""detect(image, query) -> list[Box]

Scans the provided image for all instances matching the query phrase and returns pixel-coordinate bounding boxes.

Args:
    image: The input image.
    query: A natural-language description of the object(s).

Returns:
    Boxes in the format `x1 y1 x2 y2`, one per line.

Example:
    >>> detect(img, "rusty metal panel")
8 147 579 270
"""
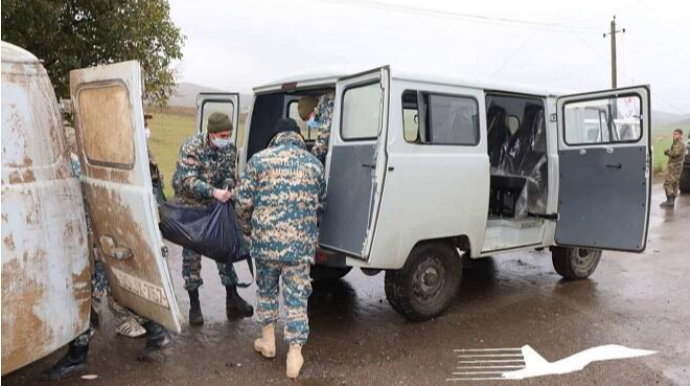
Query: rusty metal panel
77 84 136 168
70 61 183 333
1 54 90 376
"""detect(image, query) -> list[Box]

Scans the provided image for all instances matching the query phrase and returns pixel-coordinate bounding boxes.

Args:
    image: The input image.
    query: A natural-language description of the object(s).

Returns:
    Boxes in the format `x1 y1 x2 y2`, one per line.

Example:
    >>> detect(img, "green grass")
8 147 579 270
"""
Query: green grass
146 110 196 198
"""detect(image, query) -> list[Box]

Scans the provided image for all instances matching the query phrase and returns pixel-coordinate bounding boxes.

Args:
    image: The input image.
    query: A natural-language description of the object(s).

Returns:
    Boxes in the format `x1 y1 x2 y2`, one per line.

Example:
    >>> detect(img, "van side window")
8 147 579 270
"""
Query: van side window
342 82 382 140
563 95 642 145
402 90 479 146
77 84 135 168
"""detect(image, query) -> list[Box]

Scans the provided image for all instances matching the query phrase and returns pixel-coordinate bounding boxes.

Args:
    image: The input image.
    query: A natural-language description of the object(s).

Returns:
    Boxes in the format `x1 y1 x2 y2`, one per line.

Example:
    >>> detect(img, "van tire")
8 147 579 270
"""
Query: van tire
552 247 601 280
310 266 352 282
385 242 462 322
680 167 690 194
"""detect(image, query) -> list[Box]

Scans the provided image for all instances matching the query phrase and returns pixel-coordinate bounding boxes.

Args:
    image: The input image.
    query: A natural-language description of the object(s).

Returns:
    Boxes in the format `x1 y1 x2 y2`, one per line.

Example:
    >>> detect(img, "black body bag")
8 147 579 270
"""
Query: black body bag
159 201 253 287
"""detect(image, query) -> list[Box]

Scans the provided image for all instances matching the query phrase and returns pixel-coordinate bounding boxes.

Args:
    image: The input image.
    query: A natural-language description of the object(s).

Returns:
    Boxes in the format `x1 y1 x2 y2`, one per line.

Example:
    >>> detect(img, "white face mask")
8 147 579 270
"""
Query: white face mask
212 137 231 148
144 128 151 140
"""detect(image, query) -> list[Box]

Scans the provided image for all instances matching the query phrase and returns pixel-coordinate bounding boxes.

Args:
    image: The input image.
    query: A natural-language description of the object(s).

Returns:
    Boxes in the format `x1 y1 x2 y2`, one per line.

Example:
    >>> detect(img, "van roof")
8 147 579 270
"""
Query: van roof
257 65 568 97
1 41 39 64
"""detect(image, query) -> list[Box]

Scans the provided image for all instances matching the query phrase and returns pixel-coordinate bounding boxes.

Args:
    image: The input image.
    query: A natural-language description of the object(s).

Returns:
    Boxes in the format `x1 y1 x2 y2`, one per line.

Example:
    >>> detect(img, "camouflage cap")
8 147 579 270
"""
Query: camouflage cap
297 96 319 121
207 112 233 133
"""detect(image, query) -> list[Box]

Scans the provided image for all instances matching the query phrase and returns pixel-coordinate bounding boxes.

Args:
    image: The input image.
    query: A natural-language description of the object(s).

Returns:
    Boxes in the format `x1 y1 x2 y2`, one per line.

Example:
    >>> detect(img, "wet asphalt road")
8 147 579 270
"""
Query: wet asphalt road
4 185 689 386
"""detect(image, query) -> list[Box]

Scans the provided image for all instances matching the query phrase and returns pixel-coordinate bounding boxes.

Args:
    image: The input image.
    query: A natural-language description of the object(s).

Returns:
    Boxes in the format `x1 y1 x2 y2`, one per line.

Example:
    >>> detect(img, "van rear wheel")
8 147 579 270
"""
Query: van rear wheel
385 242 462 322
552 247 601 280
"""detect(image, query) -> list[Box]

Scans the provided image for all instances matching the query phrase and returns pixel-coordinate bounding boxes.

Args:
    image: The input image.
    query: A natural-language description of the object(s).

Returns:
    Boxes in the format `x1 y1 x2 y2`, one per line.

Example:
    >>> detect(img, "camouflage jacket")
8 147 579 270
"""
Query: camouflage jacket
235 132 326 263
666 138 686 167
310 92 335 164
172 133 236 207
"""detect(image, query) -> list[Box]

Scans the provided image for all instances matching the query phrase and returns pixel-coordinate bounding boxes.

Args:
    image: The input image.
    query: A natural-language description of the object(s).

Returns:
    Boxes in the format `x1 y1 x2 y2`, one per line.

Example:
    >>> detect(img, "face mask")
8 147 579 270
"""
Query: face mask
144 128 151 140
306 116 319 130
212 137 230 148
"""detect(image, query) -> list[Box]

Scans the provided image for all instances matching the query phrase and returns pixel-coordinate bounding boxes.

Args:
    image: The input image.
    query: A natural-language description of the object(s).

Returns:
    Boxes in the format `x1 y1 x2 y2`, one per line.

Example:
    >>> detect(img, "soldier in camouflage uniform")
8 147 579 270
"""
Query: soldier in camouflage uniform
41 124 171 381
661 128 686 208
235 118 325 379
172 112 253 325
298 92 335 164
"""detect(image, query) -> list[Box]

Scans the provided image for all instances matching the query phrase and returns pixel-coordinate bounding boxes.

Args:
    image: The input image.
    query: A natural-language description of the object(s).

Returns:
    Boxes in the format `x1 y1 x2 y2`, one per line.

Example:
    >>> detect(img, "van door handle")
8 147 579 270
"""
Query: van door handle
99 235 134 261
606 163 622 169
362 163 376 169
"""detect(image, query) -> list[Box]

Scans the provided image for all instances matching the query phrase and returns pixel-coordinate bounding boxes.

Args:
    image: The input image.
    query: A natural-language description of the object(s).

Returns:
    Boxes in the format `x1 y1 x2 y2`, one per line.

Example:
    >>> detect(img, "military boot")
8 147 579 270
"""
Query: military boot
254 324 276 359
40 344 89 381
188 289 204 326
137 321 172 363
226 285 254 319
660 195 676 208
286 344 304 379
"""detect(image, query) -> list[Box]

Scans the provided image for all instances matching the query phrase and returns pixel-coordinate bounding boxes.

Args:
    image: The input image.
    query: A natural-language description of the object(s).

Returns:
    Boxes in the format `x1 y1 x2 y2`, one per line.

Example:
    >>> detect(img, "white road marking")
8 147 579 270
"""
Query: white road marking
447 344 656 382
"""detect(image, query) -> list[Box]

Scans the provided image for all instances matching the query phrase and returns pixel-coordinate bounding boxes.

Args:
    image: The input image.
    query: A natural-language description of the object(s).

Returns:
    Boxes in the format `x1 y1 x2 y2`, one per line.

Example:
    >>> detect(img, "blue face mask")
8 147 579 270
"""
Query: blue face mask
306 116 319 130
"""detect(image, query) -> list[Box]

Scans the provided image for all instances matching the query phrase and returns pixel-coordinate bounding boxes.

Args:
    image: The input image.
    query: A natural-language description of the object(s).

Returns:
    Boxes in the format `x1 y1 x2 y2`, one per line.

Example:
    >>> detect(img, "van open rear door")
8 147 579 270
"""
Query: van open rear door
555 86 651 252
196 93 241 179
318 67 390 260
70 61 183 332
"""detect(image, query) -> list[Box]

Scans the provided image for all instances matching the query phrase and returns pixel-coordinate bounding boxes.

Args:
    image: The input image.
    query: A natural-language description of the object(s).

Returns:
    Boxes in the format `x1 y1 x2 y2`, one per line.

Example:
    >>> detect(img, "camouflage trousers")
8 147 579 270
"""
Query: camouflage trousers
664 163 684 196
71 260 152 348
182 247 238 291
255 260 312 346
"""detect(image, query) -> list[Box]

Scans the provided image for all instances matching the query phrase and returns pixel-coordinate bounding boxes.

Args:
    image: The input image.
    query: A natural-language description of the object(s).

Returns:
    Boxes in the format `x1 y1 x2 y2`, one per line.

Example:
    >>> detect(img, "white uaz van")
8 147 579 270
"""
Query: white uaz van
203 66 650 321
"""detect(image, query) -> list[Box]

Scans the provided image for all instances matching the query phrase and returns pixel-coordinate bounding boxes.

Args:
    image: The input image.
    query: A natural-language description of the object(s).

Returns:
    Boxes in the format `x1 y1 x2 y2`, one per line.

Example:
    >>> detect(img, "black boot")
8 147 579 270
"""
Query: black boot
137 321 172 363
40 344 89 381
226 285 254 320
660 195 675 208
188 289 204 326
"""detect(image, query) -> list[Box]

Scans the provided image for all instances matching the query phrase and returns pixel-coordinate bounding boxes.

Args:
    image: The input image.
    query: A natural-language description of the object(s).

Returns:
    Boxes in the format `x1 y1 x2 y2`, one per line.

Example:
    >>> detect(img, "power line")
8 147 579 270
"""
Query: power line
303 0 602 33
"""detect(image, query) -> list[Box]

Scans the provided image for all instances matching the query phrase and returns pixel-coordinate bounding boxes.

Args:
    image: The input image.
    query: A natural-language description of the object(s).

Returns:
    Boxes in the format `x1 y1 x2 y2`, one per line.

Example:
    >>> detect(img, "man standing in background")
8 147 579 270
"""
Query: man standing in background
660 128 687 208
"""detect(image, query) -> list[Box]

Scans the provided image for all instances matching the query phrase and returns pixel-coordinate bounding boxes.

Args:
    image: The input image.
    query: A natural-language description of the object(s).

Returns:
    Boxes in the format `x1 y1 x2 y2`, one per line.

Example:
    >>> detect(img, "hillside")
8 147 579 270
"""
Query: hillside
168 82 252 112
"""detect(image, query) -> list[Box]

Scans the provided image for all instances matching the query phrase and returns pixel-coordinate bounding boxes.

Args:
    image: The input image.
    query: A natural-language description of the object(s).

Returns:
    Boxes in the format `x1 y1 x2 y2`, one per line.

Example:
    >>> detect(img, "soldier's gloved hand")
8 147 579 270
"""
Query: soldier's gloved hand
212 188 233 203
664 149 669 156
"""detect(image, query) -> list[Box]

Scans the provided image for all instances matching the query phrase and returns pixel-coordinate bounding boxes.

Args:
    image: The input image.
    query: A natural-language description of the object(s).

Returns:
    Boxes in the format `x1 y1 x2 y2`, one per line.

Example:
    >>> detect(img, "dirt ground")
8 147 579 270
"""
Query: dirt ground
3 185 688 386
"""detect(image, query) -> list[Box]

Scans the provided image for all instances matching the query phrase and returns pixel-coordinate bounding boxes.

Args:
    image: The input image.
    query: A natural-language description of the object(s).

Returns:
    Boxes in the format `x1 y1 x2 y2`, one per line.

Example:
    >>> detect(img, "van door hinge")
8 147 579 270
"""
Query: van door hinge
161 245 169 258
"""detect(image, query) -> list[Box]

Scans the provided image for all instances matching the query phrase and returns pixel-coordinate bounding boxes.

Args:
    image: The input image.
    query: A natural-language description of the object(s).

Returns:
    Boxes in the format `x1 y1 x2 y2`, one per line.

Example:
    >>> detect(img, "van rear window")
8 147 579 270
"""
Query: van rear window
77 84 135 168
341 82 382 140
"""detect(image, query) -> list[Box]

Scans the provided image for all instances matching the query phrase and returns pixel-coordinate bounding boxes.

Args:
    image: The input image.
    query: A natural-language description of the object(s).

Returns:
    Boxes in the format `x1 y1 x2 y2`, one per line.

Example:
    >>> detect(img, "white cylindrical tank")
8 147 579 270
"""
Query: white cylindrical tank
1 41 90 376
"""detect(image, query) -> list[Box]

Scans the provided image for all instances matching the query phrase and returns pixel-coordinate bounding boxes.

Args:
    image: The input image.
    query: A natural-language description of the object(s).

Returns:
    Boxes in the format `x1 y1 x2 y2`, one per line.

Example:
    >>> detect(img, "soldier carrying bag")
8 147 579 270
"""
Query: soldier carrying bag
159 201 253 288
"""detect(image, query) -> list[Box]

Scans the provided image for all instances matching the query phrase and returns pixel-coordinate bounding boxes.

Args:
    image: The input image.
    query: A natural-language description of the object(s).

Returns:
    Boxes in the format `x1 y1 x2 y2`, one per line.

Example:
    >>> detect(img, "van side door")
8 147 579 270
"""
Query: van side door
555 86 651 252
318 67 390 260
70 61 183 332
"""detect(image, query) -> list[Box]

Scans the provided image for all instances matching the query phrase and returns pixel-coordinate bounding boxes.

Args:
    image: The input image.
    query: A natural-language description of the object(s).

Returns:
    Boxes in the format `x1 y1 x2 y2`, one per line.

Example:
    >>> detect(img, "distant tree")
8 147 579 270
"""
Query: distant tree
1 0 185 106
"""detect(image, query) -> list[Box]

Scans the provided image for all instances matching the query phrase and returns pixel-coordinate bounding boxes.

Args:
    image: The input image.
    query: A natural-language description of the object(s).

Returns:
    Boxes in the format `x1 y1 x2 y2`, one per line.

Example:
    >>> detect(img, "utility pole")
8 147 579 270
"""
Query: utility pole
603 15 625 88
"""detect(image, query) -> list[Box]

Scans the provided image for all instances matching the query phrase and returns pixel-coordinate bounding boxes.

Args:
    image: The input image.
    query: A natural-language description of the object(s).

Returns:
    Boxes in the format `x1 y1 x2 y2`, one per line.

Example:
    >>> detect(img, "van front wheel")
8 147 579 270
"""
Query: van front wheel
552 247 601 280
680 167 690 194
384 242 462 322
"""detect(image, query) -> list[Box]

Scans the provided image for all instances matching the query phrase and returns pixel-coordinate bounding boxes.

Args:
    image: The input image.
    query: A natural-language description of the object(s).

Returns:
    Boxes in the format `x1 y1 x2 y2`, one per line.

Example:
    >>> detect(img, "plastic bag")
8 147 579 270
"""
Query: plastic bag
159 201 251 272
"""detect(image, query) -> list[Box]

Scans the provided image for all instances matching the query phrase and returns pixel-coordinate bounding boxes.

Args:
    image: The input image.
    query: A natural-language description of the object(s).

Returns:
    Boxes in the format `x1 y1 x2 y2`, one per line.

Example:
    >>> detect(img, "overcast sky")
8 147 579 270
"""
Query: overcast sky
168 0 690 115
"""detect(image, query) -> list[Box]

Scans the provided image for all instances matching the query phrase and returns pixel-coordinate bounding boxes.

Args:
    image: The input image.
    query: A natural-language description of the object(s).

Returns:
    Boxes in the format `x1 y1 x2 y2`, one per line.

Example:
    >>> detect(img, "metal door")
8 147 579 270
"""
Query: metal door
318 67 390 260
70 61 183 332
555 86 651 251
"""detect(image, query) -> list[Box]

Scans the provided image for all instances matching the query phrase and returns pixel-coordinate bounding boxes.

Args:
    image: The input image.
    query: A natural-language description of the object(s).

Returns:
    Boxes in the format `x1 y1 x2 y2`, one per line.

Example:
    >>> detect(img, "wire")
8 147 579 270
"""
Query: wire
302 0 602 33
491 30 542 77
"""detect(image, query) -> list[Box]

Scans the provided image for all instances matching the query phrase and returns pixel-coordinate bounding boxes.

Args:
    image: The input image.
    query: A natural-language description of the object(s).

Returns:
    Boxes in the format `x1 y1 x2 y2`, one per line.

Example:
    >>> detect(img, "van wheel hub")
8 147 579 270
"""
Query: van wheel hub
413 257 445 300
